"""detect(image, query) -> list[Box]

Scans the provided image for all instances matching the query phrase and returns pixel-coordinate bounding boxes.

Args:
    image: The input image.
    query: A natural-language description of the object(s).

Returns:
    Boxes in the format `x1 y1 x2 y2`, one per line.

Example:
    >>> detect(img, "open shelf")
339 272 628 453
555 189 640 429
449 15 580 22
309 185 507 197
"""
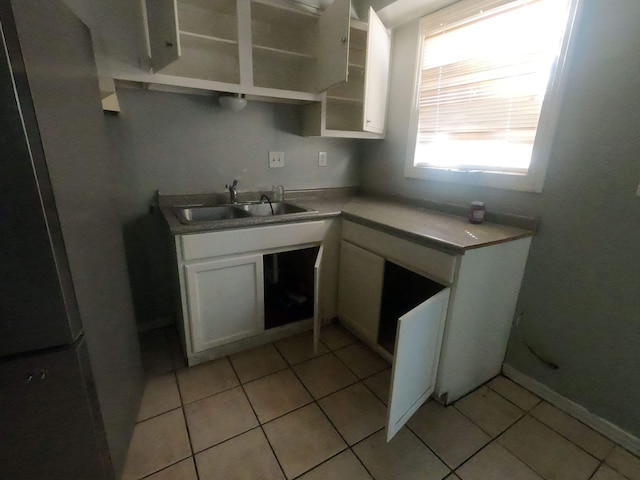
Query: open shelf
250 0 318 92
178 0 237 42
326 101 364 131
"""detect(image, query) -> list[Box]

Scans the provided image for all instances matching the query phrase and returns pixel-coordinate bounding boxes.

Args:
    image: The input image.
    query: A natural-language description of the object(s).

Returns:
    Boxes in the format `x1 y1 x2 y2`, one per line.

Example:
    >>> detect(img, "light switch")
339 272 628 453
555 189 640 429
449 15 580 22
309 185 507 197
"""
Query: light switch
269 151 284 168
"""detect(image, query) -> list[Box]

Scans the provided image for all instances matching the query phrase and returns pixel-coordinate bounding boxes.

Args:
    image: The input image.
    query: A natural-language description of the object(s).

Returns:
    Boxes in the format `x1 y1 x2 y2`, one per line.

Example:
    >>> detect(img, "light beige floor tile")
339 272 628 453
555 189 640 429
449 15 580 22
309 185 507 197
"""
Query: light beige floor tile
229 343 288 383
498 416 600 480
364 368 391 405
137 373 181 422
195 428 285 480
455 386 523 437
321 323 358 350
457 442 542 480
445 475 461 480
145 458 197 480
176 357 239 404
244 369 313 423
488 376 540 411
531 402 614 459
606 446 640 480
274 331 329 365
592 464 628 480
184 386 258 452
293 354 358 399
353 428 450 480
298 450 372 480
263 403 347 479
408 401 490 468
319 382 386 445
140 329 173 376
334 343 390 379
122 409 191 480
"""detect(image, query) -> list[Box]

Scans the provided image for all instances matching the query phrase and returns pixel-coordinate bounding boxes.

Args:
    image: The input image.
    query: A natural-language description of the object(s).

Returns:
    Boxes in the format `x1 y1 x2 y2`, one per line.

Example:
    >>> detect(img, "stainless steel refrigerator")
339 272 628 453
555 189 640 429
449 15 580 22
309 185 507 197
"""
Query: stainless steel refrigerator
0 1 143 478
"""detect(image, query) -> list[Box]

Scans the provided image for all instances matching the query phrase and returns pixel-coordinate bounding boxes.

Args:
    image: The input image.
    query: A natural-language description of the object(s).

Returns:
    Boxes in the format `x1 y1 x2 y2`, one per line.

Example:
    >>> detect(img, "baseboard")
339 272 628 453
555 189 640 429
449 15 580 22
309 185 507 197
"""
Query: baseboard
503 364 640 457
137 316 174 333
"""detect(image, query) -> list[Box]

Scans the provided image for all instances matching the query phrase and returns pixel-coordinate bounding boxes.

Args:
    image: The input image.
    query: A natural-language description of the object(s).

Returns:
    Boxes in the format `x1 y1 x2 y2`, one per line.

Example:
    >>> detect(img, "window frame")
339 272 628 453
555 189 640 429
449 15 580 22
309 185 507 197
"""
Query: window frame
404 0 581 193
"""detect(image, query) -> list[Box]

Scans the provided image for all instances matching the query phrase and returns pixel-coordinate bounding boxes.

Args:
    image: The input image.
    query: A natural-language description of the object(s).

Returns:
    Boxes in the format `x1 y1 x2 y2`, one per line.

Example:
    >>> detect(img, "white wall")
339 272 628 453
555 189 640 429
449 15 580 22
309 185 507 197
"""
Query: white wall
361 0 640 437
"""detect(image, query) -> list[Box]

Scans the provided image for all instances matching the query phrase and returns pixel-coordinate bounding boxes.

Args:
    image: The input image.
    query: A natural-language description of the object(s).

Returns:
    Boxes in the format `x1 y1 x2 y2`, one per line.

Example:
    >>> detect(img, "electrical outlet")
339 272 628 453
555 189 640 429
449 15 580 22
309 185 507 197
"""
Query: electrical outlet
269 151 284 168
318 151 327 167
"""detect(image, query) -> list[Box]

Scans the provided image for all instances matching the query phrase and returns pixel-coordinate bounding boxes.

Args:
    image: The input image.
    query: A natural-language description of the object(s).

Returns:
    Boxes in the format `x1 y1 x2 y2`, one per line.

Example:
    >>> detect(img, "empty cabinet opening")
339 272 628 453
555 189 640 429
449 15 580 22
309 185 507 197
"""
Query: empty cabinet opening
378 261 446 354
264 246 319 329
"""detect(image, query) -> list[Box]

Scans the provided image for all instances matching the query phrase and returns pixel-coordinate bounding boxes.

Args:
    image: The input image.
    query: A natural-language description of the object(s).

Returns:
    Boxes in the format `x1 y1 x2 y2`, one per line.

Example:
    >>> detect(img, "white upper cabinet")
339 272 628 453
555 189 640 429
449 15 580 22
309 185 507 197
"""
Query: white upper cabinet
138 0 390 137
303 5 391 138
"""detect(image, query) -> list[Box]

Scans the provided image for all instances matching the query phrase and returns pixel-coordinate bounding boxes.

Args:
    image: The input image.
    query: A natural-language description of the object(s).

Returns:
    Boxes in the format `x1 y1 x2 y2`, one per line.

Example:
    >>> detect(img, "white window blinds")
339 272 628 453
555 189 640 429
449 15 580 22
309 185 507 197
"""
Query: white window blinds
414 0 571 174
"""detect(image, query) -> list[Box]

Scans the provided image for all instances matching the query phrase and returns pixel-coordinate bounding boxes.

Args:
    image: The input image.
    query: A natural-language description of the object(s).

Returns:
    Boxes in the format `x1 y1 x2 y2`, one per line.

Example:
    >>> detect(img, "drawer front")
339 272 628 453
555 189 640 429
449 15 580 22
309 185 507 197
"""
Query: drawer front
181 221 326 261
342 221 457 285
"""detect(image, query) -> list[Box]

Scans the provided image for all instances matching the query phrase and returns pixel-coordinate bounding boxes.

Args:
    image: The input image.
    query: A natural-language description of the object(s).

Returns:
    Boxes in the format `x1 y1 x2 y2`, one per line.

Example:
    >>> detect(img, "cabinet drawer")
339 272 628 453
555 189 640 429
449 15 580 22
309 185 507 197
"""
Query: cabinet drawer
342 221 457 285
180 221 326 261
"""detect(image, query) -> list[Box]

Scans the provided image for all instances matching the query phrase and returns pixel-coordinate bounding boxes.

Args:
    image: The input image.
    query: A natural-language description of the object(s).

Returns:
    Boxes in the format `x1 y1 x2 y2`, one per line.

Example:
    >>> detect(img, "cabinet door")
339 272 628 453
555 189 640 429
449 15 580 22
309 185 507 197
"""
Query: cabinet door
147 0 180 72
386 287 450 441
313 244 324 354
185 254 264 353
338 240 384 344
362 7 390 133
315 0 351 91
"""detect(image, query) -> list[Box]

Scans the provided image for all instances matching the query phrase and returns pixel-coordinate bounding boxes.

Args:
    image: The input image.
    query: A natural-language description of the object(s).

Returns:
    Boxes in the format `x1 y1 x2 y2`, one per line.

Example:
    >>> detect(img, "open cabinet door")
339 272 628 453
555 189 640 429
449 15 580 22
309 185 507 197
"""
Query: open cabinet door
315 0 351 91
386 288 450 441
147 0 180 72
362 7 390 133
313 245 324 354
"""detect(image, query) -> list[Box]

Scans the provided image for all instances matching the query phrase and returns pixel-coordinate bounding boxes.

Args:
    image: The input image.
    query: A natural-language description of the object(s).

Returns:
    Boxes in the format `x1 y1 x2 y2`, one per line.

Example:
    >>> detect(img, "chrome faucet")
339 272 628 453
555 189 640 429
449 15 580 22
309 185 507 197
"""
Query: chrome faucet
226 179 238 204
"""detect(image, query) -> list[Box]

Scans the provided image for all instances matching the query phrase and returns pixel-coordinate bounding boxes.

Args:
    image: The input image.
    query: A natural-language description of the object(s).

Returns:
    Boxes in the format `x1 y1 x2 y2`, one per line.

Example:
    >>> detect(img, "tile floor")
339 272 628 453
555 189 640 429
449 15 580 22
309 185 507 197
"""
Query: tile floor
126 324 640 480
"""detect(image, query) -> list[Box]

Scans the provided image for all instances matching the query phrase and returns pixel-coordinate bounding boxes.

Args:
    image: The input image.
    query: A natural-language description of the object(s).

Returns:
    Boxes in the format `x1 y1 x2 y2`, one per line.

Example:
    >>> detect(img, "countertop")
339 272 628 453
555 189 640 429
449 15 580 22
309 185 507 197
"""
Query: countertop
341 197 532 254
160 193 533 254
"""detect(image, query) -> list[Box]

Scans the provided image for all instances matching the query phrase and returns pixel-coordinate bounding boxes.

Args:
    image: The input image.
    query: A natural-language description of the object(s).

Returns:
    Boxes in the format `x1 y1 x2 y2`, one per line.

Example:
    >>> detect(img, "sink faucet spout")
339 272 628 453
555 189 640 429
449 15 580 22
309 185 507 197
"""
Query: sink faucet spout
226 179 238 204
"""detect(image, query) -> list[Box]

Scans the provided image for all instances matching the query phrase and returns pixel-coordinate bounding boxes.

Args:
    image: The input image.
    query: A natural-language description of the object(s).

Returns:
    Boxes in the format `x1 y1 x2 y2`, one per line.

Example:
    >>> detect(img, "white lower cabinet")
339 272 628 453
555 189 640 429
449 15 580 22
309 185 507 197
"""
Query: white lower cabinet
174 220 338 365
337 220 531 441
185 253 264 353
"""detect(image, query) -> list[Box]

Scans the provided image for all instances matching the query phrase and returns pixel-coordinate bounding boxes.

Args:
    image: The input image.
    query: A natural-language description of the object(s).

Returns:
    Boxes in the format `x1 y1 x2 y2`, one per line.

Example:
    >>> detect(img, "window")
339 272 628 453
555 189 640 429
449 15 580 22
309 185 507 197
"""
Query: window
405 0 580 192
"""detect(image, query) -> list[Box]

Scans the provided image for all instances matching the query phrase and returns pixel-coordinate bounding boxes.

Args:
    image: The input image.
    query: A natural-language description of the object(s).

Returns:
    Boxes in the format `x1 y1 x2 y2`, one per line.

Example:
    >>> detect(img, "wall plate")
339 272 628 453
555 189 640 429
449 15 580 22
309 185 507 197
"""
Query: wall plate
269 151 284 168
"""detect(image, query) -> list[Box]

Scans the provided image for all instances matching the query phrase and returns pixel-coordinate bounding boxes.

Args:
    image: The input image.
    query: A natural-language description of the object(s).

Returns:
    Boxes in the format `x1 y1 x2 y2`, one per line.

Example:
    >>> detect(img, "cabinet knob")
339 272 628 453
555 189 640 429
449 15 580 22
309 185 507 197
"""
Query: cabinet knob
165 41 174 48
341 37 347 44
366 119 371 123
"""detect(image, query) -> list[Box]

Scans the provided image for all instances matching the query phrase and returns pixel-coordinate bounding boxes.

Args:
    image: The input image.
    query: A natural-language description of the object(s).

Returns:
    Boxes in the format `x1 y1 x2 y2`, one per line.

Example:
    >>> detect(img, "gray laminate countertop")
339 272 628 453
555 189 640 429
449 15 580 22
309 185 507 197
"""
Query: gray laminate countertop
160 193 533 254
341 197 532 254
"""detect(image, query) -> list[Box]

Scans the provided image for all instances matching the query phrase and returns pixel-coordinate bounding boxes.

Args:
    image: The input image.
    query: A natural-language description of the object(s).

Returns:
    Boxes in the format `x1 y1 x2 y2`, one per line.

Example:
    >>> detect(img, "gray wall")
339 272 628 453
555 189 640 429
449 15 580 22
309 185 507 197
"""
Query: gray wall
106 88 361 325
361 0 640 436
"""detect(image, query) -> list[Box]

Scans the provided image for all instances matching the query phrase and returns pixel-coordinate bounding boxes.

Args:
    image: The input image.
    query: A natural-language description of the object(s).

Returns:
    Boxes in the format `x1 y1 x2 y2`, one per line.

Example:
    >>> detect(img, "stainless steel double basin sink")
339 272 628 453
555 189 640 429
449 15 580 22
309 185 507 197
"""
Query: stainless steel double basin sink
173 201 314 224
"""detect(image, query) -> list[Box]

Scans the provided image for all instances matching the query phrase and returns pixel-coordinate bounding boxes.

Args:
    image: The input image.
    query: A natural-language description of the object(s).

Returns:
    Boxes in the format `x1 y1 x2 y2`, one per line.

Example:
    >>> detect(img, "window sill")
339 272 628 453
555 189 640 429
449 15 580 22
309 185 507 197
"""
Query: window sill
404 164 546 193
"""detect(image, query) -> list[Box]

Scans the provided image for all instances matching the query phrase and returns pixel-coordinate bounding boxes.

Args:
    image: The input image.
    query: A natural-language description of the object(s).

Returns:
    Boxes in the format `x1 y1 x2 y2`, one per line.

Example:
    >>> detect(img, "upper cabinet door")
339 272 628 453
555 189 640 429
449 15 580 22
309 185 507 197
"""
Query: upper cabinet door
386 287 450 441
315 0 351 91
147 0 180 72
362 7 390 133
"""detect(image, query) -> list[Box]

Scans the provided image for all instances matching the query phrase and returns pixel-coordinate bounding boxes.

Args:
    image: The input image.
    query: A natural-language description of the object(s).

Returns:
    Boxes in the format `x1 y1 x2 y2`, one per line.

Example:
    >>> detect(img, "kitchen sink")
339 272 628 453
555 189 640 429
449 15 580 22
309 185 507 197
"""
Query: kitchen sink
174 205 251 224
173 202 315 224
235 202 310 217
